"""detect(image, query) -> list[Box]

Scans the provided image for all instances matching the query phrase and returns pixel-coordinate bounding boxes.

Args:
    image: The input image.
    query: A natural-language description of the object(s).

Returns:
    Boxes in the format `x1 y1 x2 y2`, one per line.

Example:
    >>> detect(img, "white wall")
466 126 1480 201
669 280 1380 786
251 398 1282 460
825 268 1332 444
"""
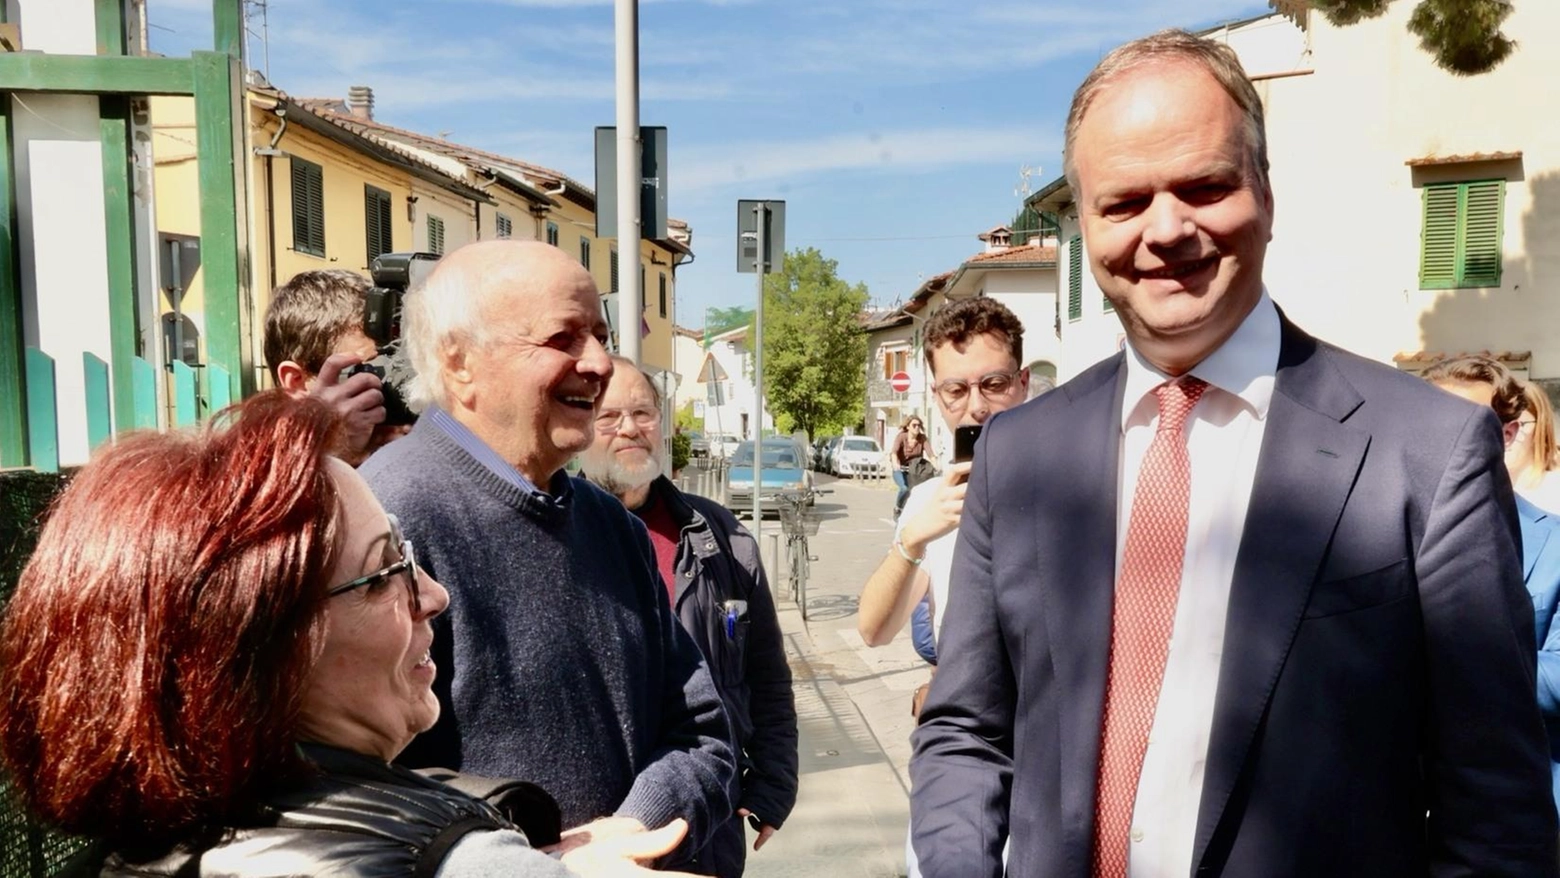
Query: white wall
980 269 1063 373
11 0 117 465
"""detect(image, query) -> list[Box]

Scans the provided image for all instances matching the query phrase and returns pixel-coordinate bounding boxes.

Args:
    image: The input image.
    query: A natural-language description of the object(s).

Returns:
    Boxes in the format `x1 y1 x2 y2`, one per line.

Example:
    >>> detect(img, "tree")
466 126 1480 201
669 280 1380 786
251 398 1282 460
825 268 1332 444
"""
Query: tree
1009 204 1060 246
753 248 869 441
704 306 753 339
1311 0 1514 76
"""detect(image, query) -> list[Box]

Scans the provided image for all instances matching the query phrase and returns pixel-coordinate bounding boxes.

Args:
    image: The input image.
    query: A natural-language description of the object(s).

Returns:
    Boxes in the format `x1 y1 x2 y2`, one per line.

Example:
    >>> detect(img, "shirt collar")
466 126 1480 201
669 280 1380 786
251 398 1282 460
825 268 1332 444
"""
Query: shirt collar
1120 290 1280 431
427 405 548 497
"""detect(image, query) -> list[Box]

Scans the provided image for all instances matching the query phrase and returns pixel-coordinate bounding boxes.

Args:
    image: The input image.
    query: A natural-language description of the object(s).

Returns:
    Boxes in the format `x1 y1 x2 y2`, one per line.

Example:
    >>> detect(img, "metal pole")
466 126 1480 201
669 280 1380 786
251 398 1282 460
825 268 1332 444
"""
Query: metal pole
614 0 642 365
752 203 765 540
766 532 781 595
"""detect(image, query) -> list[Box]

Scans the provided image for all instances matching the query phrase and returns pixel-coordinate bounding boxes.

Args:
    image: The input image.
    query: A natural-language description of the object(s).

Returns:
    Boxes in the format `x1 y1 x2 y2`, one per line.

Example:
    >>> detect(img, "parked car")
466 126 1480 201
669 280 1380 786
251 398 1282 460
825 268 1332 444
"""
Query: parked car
726 439 812 515
707 433 742 459
812 435 839 473
832 436 887 478
685 430 709 460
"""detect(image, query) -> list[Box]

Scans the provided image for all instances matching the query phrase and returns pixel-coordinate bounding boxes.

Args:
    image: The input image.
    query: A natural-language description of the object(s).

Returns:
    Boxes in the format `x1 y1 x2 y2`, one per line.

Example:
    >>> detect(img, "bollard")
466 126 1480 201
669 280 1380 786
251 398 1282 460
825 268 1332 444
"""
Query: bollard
766 532 782 599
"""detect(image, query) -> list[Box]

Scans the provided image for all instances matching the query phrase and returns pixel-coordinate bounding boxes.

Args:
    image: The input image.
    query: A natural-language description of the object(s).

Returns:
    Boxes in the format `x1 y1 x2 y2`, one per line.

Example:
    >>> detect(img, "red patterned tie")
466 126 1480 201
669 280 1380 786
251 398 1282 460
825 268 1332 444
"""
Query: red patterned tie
1092 376 1208 878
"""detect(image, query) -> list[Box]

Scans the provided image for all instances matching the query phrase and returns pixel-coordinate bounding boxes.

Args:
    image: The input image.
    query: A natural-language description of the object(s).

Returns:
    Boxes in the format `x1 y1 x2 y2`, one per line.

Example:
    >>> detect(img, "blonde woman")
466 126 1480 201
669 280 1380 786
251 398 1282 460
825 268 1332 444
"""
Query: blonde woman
1513 382 1560 511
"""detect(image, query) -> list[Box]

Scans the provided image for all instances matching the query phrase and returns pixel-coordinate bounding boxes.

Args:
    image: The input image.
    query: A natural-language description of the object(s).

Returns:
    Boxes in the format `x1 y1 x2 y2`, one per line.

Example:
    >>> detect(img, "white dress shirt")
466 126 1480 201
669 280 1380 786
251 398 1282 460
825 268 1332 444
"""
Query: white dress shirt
1115 293 1280 878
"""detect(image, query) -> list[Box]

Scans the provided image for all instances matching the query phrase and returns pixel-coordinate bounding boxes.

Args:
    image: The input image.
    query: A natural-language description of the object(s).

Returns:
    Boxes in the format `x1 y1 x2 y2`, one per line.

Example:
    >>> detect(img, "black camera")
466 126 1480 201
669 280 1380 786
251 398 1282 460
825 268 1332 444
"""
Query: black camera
341 252 440 426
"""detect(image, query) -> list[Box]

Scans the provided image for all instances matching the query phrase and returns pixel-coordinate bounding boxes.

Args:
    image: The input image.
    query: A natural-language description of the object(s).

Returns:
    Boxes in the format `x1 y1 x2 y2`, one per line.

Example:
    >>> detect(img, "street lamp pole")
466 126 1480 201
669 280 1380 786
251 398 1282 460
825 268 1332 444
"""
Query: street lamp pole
614 0 642 364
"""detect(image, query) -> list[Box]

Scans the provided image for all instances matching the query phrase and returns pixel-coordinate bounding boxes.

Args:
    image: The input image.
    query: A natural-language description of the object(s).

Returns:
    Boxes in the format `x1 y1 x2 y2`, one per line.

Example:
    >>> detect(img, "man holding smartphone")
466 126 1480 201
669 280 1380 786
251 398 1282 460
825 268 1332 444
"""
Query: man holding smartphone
858 297 1029 876
858 297 1029 651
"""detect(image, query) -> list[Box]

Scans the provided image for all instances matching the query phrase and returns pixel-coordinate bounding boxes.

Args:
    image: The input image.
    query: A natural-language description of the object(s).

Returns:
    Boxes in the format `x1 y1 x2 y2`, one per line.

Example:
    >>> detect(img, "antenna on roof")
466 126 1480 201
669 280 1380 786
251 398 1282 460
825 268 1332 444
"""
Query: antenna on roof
1014 164 1035 200
244 0 272 79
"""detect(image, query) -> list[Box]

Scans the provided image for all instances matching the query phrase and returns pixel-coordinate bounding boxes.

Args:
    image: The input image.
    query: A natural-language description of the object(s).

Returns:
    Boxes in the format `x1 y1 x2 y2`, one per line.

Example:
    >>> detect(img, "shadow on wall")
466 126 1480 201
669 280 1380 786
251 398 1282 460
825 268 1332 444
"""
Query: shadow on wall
1417 169 1560 401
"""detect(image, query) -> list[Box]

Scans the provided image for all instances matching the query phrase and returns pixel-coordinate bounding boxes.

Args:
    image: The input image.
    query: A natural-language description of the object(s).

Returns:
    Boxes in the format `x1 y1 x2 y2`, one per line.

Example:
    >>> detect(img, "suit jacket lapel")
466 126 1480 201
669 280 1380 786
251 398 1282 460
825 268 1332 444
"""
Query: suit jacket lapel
1191 321 1370 872
1520 504 1549 581
1043 352 1127 871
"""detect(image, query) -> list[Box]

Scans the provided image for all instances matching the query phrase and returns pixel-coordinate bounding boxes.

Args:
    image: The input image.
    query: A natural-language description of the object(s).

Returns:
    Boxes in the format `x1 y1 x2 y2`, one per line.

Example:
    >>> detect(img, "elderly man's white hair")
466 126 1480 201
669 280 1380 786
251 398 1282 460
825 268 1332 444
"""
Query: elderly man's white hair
400 240 570 410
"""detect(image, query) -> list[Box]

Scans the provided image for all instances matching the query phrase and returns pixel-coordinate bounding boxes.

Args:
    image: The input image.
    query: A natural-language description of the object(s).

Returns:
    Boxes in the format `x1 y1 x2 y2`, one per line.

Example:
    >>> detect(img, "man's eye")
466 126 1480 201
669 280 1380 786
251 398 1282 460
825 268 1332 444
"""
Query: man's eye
1101 198 1146 219
1183 184 1232 205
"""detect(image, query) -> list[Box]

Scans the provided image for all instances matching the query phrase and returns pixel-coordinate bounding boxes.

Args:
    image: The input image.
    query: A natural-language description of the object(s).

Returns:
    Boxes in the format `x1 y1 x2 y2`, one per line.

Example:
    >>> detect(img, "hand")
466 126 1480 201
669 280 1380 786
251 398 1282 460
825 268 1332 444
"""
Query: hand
558 818 703 876
737 808 778 851
312 353 386 464
898 461 972 553
547 816 649 858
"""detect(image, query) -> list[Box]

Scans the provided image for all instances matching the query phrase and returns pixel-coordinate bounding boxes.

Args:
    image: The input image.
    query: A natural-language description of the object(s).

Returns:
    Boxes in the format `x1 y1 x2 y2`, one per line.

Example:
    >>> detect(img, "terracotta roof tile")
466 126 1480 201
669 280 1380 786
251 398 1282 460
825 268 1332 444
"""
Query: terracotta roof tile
1405 150 1522 167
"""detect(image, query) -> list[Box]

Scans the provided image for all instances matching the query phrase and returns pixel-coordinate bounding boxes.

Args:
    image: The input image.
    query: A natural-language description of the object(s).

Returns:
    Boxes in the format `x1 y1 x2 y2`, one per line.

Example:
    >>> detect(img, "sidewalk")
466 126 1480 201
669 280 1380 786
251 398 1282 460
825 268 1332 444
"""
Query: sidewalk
743 475 930 878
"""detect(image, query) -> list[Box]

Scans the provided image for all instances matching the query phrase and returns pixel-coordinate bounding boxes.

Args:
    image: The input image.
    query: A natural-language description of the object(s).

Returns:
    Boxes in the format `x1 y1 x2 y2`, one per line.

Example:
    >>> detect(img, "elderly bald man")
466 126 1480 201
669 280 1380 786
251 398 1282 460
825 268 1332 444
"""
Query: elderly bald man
361 241 736 873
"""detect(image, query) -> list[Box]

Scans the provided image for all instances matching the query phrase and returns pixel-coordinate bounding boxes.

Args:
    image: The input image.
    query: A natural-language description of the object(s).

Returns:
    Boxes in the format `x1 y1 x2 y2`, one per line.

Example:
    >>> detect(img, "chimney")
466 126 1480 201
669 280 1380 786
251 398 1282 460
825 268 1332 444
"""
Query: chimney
977 225 1013 253
347 85 374 121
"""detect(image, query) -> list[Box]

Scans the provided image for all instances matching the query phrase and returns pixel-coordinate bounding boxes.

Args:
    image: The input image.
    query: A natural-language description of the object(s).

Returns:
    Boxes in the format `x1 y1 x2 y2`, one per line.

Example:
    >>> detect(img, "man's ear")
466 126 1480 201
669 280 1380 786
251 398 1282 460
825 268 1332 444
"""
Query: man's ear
443 341 477 409
275 361 313 396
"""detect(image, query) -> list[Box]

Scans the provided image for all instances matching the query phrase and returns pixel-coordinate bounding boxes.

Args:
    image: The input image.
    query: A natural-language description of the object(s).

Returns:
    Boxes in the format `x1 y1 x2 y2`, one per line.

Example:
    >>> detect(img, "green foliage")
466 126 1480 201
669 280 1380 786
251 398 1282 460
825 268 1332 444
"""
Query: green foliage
1008 205 1058 246
674 400 700 432
704 306 754 340
1313 0 1514 75
670 432 691 472
754 248 869 441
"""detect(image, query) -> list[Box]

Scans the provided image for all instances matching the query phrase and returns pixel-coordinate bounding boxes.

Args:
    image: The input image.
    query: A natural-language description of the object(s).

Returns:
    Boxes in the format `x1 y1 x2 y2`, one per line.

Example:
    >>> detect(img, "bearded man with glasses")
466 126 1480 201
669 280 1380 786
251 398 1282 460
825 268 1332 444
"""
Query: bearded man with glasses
580 358 798 877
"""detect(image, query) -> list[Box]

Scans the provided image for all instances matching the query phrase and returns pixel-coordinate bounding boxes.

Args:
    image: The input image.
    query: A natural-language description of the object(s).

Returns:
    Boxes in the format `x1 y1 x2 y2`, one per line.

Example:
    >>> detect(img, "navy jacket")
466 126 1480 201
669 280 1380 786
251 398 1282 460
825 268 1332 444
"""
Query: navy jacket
910 317 1558 877
640 478 797 875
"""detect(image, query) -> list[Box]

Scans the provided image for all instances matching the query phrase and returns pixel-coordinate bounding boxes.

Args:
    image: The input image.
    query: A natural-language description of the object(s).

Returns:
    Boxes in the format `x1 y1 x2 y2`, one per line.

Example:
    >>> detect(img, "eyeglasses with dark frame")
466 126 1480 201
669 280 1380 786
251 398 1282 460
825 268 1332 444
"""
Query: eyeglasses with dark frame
933 369 1021 411
326 513 421 614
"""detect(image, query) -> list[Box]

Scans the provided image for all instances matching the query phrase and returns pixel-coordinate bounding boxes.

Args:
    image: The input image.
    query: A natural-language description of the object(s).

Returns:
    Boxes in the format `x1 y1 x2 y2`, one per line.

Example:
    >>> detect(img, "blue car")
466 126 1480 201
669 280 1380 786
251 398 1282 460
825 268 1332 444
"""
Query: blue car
726 439 812 515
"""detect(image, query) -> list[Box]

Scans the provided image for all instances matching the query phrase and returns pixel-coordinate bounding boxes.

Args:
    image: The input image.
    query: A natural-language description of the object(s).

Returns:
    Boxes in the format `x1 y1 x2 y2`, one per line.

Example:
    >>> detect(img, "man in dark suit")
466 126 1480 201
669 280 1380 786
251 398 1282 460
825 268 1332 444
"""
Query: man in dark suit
908 28 1558 878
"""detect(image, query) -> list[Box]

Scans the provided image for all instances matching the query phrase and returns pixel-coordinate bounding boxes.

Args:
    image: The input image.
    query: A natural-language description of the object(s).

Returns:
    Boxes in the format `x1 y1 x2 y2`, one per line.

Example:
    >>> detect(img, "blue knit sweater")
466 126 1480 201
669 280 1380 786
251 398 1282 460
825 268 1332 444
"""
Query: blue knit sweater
360 417 735 858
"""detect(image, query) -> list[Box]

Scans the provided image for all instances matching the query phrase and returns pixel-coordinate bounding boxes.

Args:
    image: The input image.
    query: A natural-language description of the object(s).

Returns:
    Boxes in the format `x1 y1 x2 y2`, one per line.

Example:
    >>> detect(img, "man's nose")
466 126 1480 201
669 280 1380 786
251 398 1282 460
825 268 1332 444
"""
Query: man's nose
579 335 613 378
1141 193 1195 248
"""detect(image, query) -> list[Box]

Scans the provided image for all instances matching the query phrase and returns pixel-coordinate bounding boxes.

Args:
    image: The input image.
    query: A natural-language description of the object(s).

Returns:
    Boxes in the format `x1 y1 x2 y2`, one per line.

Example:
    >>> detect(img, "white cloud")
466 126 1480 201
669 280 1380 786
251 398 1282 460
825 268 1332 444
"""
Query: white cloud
674 127 1060 192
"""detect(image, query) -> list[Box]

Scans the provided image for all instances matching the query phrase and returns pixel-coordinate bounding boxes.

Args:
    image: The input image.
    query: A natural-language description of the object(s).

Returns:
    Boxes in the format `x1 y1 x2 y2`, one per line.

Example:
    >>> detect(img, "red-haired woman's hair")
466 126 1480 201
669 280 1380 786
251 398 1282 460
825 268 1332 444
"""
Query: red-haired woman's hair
0 391 342 844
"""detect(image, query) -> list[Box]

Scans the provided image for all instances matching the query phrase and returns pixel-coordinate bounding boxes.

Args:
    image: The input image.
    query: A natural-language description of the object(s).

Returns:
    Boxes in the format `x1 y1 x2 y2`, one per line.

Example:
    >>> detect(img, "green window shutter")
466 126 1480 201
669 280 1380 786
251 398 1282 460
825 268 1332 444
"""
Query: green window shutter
580 236 591 268
610 247 619 292
427 215 445 255
1420 179 1504 289
1067 235 1083 321
364 185 392 264
546 221 559 246
659 273 667 318
1461 180 1503 287
1420 184 1460 289
291 158 325 257
496 213 513 239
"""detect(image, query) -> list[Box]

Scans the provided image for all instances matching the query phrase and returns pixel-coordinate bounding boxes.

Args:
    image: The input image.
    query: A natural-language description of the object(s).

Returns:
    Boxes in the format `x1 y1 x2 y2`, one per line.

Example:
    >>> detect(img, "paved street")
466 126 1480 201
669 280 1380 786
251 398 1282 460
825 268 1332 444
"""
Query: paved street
684 468 928 877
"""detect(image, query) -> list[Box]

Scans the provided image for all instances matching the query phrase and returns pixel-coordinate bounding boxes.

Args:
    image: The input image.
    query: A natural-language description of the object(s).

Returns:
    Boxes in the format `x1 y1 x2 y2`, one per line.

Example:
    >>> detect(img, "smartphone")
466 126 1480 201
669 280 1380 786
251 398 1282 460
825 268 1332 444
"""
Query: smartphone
953 425 982 464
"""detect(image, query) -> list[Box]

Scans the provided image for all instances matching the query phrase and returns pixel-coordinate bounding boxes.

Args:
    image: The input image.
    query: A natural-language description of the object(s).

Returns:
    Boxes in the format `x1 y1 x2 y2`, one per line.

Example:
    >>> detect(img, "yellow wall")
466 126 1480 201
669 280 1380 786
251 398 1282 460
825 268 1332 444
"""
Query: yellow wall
552 198 679 372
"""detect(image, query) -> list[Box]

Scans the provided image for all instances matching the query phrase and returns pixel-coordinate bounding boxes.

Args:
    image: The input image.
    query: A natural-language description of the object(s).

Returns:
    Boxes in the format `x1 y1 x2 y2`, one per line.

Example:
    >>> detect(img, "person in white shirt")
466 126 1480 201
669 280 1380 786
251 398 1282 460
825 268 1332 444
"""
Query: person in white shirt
909 28 1556 878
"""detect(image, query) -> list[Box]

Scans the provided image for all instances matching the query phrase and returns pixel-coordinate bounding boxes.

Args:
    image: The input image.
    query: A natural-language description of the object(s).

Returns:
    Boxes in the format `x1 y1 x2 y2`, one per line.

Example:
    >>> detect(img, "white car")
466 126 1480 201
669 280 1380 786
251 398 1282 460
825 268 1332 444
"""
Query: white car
707 433 742 459
832 436 887 478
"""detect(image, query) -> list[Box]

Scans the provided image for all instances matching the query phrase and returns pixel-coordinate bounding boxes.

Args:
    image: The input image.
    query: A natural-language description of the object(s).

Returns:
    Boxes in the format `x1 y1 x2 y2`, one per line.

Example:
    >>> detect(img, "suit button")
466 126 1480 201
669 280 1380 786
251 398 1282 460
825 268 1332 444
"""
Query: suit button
1130 828 1144 843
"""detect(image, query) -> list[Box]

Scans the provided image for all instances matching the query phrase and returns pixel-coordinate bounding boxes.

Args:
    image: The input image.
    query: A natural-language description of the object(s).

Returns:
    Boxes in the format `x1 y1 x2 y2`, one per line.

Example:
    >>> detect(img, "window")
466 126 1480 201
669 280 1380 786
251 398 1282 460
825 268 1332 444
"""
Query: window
610 247 619 292
658 273 667 318
427 215 446 256
882 348 907 379
641 266 647 311
1067 235 1083 321
364 185 392 264
546 221 559 247
1420 179 1504 289
290 157 325 257
496 212 513 239
579 236 592 268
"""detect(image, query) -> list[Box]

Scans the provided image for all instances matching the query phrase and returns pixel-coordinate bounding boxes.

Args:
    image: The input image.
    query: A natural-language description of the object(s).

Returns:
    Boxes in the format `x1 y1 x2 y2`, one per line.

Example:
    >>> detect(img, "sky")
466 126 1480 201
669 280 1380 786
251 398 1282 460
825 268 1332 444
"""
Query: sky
148 0 1272 328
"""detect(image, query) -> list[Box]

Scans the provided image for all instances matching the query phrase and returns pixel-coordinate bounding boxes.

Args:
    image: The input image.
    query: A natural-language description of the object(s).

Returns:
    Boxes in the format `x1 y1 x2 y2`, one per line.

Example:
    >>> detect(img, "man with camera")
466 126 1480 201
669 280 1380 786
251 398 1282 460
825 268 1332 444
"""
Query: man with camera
264 268 407 465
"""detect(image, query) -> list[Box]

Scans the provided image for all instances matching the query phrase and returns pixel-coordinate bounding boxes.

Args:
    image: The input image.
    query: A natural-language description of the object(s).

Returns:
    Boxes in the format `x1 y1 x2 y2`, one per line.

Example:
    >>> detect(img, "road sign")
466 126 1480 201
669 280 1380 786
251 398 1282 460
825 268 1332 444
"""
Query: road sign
737 200 785 274
890 371 912 392
594 126 668 240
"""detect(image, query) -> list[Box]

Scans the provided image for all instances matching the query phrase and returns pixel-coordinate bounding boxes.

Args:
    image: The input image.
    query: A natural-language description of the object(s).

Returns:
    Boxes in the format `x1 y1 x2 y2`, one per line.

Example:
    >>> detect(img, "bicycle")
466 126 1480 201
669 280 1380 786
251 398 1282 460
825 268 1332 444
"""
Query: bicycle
777 487 828 620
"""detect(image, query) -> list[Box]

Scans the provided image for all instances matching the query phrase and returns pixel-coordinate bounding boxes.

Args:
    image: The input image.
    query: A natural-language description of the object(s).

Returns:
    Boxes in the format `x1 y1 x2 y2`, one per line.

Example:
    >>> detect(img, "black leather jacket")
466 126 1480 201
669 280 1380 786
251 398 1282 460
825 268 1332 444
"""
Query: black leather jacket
96 744 518 878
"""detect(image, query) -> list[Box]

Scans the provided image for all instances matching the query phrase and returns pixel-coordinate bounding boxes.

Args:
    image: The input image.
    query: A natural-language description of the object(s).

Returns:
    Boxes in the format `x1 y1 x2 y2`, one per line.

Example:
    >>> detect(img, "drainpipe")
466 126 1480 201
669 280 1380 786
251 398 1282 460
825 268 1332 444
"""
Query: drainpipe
472 174 497 240
257 110 288 296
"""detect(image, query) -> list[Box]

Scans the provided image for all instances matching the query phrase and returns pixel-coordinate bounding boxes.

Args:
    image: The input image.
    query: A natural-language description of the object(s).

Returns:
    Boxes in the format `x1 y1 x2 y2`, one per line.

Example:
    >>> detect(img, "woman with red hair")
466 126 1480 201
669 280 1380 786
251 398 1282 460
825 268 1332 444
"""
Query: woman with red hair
0 392 694 877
